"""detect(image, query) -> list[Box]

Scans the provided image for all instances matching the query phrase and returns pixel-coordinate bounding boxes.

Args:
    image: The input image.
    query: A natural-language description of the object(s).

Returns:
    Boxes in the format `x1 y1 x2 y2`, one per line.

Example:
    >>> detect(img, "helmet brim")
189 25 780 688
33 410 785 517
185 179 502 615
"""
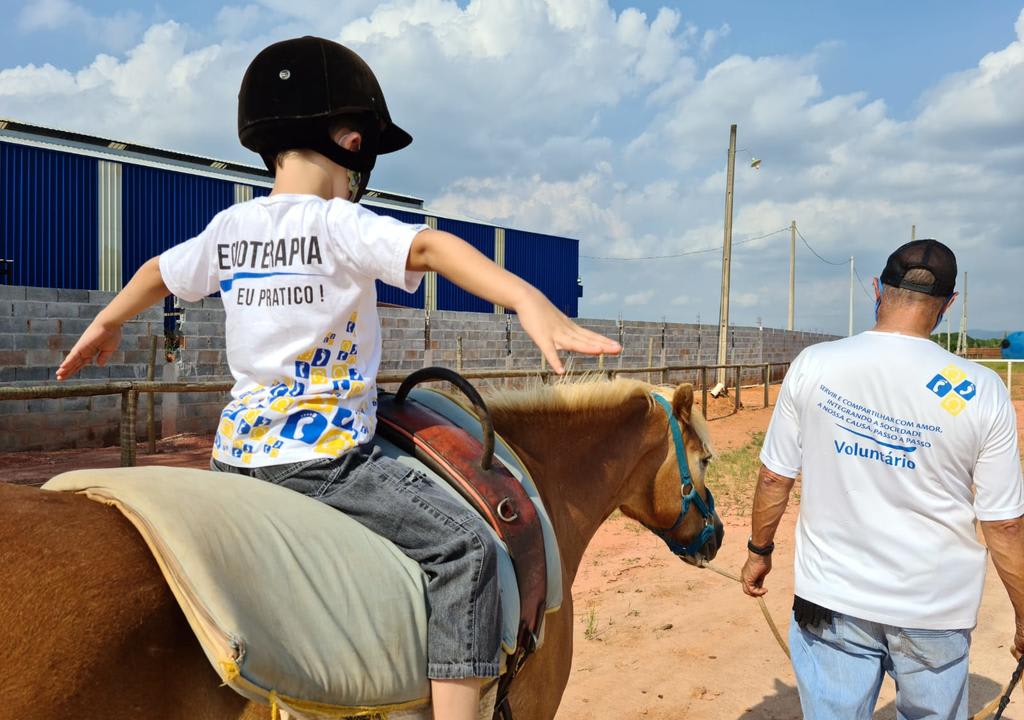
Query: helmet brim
379 123 412 154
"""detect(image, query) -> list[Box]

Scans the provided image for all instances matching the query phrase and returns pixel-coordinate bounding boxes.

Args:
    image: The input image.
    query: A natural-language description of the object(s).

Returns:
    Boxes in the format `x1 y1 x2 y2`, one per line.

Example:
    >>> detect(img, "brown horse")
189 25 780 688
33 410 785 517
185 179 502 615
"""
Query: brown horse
0 379 720 720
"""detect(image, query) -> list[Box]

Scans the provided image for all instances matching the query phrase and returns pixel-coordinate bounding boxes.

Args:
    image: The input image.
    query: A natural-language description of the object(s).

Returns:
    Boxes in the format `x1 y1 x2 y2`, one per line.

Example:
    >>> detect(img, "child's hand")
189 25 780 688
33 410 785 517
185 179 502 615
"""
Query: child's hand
514 288 621 374
56 320 123 380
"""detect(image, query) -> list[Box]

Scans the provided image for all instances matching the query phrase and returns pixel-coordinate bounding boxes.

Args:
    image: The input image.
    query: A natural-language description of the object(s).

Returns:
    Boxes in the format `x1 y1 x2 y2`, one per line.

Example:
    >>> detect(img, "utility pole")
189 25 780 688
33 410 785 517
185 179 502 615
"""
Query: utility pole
946 313 951 352
956 272 968 355
716 124 737 387
848 256 855 337
788 220 796 331
912 224 916 242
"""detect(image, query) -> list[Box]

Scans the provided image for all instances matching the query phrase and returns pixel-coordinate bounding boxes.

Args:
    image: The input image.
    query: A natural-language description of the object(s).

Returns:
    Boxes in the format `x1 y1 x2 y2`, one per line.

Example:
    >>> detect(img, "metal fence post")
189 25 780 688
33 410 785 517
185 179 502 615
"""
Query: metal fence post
120 389 138 467
763 363 770 408
701 366 708 413
734 366 741 414
147 335 158 454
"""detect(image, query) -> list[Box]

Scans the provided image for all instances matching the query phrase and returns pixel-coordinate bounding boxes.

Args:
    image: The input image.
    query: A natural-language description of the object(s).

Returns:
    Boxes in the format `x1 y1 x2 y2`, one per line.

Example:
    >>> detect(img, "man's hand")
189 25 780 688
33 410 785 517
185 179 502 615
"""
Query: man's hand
741 553 772 597
56 319 123 380
1013 620 1024 660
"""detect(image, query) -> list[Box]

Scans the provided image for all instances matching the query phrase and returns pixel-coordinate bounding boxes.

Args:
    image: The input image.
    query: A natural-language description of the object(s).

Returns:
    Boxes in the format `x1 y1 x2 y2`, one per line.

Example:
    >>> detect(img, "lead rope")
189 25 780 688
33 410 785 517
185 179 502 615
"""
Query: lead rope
703 563 789 660
703 562 1018 719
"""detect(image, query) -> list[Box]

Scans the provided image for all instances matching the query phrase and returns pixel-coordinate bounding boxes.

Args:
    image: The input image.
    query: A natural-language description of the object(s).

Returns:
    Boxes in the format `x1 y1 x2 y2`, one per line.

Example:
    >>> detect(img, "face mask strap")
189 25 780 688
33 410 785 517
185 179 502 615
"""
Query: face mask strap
347 170 363 201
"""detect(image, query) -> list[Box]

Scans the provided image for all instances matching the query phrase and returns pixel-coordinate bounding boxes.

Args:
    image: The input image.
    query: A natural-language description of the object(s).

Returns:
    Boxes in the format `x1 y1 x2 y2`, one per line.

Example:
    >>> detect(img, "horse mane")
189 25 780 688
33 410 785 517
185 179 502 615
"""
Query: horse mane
483 377 714 454
485 375 652 416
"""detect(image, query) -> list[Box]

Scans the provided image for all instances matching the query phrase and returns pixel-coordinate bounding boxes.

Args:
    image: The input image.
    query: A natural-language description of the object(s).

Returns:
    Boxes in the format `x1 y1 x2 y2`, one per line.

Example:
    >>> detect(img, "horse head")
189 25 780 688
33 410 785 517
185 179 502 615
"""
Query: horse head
619 383 723 565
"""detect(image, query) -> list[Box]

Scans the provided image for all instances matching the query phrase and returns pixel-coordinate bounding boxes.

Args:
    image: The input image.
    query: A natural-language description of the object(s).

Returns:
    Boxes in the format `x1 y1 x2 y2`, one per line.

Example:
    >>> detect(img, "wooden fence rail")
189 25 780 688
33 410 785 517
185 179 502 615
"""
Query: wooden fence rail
0 362 790 467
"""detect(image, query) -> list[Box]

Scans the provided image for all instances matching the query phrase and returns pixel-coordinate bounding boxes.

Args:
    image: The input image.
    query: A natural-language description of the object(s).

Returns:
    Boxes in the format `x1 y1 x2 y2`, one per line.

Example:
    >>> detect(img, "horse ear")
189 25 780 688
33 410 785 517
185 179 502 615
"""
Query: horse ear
672 383 694 420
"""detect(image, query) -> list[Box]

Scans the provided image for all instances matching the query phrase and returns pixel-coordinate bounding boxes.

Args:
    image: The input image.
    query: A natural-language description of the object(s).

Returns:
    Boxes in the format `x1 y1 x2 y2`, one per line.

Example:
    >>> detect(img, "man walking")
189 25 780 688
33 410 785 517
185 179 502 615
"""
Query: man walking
741 239 1024 719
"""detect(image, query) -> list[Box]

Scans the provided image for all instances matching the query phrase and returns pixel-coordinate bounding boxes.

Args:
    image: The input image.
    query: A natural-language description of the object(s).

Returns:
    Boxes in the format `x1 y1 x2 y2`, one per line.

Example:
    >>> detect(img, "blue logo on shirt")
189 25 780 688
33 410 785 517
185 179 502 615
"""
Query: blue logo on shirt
926 365 976 416
925 374 952 397
953 380 976 401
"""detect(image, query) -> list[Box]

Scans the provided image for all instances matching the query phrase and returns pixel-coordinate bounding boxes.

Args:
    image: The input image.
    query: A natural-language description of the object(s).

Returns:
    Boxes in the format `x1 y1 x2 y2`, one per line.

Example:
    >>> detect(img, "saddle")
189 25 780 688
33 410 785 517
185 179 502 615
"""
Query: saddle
376 368 550 682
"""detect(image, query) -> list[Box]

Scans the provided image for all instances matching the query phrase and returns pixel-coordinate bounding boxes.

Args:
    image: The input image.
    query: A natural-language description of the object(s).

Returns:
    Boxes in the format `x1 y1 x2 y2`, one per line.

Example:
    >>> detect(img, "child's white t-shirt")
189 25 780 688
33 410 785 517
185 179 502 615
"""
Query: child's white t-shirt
761 331 1024 629
159 193 425 468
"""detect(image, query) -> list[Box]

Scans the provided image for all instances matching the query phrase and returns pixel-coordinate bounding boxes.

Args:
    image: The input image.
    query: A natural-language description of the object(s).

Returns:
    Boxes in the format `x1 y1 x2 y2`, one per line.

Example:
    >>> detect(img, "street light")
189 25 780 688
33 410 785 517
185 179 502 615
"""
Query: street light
738 148 761 170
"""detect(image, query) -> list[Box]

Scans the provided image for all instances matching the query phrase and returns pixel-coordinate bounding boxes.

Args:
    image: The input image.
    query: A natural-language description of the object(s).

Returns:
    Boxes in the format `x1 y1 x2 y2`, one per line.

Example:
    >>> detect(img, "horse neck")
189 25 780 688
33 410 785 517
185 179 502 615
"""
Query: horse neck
493 394 665 583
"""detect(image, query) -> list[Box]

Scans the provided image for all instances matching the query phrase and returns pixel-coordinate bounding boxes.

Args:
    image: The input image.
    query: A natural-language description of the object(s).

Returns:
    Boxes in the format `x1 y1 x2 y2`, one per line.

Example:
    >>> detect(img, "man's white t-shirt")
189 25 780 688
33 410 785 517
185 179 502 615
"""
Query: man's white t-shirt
761 331 1024 629
159 194 425 468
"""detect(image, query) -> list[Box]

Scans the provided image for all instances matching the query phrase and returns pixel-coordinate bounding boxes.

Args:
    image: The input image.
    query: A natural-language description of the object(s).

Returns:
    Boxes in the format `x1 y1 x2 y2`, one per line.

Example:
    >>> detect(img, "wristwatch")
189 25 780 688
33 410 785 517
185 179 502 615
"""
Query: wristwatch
747 536 775 556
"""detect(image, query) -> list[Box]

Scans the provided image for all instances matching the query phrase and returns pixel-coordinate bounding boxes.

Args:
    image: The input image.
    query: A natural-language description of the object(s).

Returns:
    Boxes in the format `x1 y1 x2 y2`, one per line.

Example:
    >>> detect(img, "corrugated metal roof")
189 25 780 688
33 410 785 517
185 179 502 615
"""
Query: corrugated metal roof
0 142 98 289
0 118 425 210
436 218 494 313
370 205 426 309
504 228 579 317
121 163 234 283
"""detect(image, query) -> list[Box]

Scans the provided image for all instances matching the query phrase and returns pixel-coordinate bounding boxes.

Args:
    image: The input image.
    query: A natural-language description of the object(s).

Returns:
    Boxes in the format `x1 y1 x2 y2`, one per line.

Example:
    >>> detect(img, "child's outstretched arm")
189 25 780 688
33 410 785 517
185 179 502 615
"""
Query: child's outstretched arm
407 230 621 373
56 257 170 380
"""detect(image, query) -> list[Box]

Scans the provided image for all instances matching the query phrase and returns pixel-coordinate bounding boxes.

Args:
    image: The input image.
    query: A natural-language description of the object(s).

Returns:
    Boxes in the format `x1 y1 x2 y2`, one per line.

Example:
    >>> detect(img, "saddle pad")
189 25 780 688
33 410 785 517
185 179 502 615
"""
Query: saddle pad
403 388 563 616
44 467 439 716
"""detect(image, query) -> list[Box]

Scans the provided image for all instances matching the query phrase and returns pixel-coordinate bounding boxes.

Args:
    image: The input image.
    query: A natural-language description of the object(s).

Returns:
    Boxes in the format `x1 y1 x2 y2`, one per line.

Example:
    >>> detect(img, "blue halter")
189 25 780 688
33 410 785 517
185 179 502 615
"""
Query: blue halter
646 393 718 557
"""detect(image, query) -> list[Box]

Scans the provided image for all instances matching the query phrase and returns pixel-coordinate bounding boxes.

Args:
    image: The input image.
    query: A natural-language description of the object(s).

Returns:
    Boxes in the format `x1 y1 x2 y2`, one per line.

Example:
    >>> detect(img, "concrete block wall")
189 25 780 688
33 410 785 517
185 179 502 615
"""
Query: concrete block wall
0 286 164 451
169 297 233 438
0 286 838 451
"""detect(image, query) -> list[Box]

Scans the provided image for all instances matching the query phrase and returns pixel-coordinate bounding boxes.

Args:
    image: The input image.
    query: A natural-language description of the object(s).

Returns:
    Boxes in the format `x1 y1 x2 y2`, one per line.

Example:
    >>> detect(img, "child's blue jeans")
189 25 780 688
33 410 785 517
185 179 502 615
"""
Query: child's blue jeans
212 445 502 680
789 611 971 720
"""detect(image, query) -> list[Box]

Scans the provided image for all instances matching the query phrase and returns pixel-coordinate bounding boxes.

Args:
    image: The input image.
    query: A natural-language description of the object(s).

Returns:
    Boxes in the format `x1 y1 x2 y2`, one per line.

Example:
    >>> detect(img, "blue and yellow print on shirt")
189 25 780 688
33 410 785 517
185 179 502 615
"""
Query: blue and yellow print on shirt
925 364 977 417
213 312 374 465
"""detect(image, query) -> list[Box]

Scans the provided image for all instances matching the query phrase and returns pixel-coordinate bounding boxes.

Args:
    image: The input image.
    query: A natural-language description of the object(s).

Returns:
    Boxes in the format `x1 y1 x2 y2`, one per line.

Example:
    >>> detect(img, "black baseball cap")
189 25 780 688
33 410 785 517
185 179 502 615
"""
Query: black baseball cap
880 239 957 297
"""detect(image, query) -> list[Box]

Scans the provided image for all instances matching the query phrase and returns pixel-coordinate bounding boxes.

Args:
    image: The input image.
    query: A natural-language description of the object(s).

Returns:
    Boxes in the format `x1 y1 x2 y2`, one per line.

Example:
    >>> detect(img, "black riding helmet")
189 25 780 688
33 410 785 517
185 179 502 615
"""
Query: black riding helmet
238 36 412 200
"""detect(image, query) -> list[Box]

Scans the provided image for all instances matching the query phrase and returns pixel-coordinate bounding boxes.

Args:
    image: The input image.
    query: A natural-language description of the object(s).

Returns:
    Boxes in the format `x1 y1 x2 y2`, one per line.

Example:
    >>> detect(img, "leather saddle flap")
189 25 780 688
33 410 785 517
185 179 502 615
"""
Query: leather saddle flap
375 388 562 644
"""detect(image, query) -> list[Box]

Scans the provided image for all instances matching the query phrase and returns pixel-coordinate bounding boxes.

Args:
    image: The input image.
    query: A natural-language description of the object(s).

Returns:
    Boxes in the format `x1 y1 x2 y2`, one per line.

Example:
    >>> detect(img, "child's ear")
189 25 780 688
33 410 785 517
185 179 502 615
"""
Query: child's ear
337 131 362 152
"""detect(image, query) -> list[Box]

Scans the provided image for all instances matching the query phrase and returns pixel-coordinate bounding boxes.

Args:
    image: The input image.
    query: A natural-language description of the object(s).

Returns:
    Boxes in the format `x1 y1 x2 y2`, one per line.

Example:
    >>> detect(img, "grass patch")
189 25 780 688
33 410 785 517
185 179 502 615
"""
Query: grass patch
705 431 764 517
584 607 599 640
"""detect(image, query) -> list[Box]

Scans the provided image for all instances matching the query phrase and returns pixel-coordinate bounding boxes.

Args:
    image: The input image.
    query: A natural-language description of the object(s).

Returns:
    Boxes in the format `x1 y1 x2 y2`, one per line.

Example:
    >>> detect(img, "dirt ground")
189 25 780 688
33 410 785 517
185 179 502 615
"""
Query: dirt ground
2 391 1022 719
557 398 1024 720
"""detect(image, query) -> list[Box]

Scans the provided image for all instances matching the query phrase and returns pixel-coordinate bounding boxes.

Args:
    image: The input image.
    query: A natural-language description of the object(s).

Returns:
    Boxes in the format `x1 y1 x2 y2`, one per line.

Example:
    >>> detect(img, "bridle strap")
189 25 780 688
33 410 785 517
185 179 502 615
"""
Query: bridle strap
647 394 717 556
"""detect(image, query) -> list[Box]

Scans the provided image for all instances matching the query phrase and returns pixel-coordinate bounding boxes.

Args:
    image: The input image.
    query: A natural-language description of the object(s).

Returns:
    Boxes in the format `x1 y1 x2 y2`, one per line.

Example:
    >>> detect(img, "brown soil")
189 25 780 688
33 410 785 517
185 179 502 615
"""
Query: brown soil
0 434 214 486
2 393 1021 719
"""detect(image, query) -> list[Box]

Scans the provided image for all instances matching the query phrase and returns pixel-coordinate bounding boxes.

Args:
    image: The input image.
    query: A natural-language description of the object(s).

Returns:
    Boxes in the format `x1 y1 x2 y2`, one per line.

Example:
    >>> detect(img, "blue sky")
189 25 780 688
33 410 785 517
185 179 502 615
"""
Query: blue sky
1 1 1022 335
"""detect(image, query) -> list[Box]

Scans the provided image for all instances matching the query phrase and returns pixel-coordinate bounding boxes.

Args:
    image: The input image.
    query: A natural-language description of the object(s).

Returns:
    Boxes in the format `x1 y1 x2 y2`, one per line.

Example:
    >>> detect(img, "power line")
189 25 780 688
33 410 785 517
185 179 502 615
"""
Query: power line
795 228 847 266
581 226 790 261
852 265 875 302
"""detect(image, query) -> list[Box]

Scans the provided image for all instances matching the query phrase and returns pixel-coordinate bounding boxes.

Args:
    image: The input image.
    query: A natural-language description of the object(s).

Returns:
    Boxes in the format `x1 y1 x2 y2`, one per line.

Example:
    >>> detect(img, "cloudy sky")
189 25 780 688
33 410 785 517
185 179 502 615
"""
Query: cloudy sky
2 0 1022 335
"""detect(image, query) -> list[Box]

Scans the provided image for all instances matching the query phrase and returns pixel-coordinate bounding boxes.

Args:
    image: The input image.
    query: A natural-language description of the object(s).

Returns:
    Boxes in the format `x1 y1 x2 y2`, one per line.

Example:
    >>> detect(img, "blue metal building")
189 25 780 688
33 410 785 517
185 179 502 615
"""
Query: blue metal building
0 119 581 317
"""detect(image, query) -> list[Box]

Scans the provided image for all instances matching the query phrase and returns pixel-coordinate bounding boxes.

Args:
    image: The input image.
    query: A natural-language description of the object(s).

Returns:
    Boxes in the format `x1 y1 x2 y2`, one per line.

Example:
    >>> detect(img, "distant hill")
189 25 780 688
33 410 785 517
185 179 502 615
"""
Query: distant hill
969 328 1014 340
930 332 1003 349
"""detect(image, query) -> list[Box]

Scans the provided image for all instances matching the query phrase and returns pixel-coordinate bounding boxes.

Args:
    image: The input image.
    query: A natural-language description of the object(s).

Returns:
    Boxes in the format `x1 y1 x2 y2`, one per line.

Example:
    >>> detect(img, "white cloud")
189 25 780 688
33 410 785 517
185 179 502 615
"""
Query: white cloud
624 290 655 305
700 23 730 57
589 291 619 305
0 22 247 156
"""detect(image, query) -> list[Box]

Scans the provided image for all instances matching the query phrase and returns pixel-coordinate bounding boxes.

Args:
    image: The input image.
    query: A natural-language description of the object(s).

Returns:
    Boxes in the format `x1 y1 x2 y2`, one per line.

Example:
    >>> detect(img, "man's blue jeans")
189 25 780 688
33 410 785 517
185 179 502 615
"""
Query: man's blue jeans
789 612 971 719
